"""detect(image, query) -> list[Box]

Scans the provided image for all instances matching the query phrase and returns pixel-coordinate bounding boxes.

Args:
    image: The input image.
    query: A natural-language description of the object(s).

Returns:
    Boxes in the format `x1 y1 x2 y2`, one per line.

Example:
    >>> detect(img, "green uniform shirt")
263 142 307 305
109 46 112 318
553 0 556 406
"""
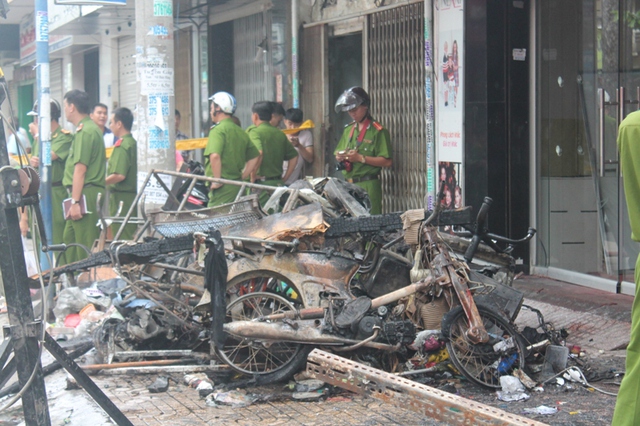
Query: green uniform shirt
204 118 259 180
613 110 640 425
619 110 640 241
248 122 298 179
32 127 73 184
334 119 392 179
107 133 137 193
62 116 106 188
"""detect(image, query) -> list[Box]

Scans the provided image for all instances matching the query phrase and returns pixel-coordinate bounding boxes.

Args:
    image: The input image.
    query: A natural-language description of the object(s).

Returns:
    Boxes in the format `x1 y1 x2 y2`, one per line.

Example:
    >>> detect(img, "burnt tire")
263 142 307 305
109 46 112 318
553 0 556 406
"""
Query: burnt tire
215 292 310 382
441 304 526 389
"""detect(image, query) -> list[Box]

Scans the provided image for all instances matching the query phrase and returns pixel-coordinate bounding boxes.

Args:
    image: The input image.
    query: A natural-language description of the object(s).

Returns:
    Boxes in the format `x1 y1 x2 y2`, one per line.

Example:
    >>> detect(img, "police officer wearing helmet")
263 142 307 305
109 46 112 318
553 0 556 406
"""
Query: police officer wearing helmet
334 87 392 215
27 99 72 247
204 91 260 207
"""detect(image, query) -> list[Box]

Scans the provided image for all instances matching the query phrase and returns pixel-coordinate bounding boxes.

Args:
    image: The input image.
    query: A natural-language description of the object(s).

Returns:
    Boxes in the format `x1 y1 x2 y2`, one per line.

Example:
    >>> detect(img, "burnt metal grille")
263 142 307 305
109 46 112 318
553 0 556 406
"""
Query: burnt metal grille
369 3 426 213
148 197 264 238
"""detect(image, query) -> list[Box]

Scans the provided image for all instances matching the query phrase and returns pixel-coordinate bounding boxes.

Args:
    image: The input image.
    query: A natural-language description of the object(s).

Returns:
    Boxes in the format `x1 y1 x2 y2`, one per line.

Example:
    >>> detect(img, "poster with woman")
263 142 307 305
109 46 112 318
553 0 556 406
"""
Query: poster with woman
438 161 463 209
436 0 464 214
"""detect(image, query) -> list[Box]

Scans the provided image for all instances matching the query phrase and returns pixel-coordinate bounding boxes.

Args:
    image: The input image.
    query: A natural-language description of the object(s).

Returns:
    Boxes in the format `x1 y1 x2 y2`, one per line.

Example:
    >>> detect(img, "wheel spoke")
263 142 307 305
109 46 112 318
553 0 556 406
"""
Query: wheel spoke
217 290 303 376
445 306 524 389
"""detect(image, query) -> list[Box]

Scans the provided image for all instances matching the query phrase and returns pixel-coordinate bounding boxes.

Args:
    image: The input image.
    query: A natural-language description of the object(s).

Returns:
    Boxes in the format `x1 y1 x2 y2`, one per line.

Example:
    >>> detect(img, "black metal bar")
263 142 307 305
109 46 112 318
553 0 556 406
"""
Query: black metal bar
0 357 16 392
43 333 133 426
0 337 13 370
0 340 94 399
0 110 51 425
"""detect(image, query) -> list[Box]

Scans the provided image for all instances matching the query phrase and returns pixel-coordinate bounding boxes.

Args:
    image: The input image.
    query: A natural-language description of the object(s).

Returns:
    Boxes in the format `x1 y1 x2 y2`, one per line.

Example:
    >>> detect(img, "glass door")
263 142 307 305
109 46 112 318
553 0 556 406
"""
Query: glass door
538 0 640 289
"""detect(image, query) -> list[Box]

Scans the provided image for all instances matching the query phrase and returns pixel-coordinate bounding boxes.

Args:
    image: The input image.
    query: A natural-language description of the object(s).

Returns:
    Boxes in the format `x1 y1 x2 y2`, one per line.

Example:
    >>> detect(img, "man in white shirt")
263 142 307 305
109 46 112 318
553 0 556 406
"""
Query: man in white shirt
282 108 314 185
90 103 116 148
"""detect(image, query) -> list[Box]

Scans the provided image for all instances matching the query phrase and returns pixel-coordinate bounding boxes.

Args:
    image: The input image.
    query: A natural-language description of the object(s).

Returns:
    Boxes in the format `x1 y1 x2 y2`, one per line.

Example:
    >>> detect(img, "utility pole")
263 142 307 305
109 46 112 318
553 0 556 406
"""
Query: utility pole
36 0 52 270
135 0 176 209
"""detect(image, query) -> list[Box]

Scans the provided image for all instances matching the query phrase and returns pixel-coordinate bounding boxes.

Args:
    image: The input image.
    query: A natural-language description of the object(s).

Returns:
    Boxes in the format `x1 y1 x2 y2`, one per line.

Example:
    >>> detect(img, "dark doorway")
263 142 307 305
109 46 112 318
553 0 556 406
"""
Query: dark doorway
84 50 100 107
328 33 362 177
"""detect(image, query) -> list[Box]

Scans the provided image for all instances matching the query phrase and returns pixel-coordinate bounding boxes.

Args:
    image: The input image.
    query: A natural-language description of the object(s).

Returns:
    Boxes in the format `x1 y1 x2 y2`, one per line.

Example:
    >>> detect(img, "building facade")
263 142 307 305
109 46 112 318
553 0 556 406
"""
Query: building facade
0 0 637 295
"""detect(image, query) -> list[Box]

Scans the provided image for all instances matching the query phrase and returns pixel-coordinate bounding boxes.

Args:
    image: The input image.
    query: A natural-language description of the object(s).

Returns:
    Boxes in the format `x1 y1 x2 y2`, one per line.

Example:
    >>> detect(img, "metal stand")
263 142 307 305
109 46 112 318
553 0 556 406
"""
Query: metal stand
0 101 132 425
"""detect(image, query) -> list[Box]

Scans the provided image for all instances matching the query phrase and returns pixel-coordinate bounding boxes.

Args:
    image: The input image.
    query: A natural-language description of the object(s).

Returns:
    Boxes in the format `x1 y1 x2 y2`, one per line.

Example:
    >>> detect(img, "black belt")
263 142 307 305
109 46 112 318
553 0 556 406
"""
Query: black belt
347 175 379 184
51 181 63 187
66 183 104 191
258 175 283 182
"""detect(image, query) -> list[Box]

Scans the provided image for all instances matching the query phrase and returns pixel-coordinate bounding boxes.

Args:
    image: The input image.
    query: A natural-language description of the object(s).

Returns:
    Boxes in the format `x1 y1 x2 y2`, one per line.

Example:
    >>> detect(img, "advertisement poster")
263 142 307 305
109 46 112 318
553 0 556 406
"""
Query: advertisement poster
436 0 464 206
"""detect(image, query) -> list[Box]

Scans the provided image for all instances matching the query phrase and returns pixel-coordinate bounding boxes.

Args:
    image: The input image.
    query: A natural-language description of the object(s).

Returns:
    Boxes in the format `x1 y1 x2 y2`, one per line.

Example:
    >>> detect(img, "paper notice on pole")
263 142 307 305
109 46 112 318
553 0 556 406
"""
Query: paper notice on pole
36 11 48 42
138 172 172 205
141 67 174 96
153 0 173 17
148 127 169 150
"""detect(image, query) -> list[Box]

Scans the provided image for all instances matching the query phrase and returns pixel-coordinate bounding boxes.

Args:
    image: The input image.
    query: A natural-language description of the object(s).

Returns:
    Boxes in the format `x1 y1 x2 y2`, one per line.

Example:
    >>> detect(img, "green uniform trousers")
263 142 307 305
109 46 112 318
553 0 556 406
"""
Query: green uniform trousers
208 183 242 207
109 191 137 240
612 252 640 425
356 178 382 215
51 186 67 245
257 178 282 209
60 186 103 265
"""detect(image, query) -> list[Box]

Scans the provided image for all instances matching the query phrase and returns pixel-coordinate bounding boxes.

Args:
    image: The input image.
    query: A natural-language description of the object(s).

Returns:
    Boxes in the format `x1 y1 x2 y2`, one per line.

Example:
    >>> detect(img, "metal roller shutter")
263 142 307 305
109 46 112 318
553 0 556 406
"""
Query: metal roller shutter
50 59 63 108
233 12 273 128
118 36 137 110
368 3 426 213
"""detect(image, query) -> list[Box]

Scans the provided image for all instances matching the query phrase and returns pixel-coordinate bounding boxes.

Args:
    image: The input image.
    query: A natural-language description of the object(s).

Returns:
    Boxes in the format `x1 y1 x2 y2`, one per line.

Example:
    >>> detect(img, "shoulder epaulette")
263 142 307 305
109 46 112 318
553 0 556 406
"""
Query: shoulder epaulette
60 129 71 134
373 122 383 131
344 121 356 128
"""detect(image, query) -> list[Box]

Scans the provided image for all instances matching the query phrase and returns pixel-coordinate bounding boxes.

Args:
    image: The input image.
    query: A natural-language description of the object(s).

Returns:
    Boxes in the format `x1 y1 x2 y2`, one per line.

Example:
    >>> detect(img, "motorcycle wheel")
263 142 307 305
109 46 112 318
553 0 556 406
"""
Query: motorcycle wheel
216 292 310 379
441 304 525 389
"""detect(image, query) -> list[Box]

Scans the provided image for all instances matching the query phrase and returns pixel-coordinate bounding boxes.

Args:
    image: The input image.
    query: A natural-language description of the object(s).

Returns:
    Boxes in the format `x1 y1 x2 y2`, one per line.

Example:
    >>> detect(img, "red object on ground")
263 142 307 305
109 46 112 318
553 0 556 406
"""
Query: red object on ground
64 313 82 328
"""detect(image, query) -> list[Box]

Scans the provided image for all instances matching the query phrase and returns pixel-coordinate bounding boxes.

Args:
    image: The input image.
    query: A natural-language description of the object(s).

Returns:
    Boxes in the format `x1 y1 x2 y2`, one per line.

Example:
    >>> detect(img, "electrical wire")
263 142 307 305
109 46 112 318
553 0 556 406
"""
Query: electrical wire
540 366 618 397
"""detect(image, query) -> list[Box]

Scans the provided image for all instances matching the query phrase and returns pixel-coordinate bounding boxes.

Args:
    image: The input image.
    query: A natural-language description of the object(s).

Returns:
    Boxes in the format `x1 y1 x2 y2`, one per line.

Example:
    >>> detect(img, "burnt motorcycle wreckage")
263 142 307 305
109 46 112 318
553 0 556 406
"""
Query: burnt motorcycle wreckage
203 199 531 389
40 170 533 389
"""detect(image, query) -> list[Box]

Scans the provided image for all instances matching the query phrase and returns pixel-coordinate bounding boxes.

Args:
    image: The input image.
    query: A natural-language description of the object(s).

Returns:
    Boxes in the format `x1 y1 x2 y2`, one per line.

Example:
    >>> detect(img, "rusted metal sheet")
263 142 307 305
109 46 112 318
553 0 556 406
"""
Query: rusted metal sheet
222 202 327 242
306 349 548 426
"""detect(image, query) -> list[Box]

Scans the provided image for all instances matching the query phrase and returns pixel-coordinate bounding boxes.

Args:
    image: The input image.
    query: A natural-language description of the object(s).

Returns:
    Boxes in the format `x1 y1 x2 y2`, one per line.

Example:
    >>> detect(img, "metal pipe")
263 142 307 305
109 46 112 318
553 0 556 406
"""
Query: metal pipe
292 0 299 107
223 320 398 351
332 328 380 352
370 273 434 309
82 359 184 371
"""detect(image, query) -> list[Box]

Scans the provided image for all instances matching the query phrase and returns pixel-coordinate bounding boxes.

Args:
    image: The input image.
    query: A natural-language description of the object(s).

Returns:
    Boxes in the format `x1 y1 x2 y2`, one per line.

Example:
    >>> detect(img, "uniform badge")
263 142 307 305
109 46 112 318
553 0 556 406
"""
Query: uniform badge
114 138 122 147
61 129 70 134
76 123 83 132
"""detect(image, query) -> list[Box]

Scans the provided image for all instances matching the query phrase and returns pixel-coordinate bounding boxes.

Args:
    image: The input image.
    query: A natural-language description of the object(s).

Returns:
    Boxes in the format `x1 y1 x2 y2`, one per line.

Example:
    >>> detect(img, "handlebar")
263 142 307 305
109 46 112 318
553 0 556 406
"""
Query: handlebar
464 197 493 263
454 227 537 245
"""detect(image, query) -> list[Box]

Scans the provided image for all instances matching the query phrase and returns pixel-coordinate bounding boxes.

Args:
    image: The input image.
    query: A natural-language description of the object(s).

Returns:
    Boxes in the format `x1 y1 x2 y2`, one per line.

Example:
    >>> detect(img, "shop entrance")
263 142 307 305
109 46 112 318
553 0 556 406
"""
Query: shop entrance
538 0 640 293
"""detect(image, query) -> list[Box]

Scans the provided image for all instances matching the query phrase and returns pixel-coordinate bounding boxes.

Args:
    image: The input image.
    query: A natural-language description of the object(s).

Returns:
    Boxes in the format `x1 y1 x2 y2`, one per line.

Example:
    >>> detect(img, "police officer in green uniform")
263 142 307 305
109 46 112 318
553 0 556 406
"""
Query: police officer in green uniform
27 99 72 249
106 107 137 240
334 87 392 215
61 90 106 265
613 110 640 425
204 92 260 207
247 101 298 206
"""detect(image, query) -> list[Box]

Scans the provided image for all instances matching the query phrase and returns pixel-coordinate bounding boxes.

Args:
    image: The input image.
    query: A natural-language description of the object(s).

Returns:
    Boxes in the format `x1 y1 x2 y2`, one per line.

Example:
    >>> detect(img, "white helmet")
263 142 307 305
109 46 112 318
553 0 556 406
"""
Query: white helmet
208 91 237 114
